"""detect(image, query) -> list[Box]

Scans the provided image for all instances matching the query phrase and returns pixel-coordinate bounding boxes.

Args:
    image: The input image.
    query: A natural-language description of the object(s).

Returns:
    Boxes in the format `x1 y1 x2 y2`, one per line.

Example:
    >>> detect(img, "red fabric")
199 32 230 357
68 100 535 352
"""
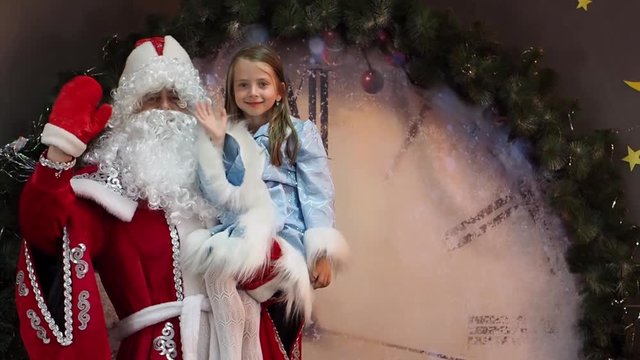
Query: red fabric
47 76 112 145
241 240 282 290
135 37 165 55
17 164 182 360
17 161 298 359
259 304 303 360
15 242 112 359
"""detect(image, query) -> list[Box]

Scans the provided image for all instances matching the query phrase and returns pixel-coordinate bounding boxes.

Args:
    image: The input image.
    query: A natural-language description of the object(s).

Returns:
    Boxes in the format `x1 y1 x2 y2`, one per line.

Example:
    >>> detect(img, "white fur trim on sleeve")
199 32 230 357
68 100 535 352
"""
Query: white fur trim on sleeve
304 227 349 271
190 121 278 281
41 123 87 158
180 195 277 283
70 177 138 222
196 122 267 212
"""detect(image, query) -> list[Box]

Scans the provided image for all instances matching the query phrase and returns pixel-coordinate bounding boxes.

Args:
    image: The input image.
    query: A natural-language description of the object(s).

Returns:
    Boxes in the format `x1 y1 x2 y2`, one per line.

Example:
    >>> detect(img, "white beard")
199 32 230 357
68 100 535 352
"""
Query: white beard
84 109 213 222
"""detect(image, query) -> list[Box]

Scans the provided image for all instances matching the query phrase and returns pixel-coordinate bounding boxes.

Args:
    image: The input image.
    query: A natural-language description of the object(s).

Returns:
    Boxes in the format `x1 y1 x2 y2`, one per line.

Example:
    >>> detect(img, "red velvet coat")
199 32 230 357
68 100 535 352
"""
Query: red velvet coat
17 162 188 360
16 162 305 360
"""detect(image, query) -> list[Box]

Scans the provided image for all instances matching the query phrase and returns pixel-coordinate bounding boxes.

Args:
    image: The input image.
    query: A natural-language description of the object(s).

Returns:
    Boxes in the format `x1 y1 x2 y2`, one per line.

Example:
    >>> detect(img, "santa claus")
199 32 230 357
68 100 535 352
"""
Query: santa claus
15 36 314 360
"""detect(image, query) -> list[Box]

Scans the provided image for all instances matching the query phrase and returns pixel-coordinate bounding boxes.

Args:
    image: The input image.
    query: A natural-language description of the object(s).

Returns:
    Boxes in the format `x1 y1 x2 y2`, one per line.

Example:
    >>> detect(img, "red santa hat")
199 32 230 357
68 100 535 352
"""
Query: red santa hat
120 35 192 80
108 35 207 120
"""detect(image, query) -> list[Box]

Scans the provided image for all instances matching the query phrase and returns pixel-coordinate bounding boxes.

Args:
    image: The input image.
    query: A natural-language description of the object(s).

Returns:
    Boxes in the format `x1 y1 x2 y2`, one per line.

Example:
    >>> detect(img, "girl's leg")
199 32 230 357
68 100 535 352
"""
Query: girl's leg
205 275 245 360
240 290 263 359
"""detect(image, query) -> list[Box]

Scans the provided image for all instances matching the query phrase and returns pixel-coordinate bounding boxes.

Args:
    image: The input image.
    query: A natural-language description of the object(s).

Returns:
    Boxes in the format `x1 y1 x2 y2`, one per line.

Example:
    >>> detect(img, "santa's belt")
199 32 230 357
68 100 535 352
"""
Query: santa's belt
109 294 210 360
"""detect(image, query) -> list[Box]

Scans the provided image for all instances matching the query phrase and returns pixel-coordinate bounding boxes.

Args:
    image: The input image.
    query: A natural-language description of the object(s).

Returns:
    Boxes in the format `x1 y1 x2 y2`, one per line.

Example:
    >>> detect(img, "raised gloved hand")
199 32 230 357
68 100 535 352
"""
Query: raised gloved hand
41 75 112 157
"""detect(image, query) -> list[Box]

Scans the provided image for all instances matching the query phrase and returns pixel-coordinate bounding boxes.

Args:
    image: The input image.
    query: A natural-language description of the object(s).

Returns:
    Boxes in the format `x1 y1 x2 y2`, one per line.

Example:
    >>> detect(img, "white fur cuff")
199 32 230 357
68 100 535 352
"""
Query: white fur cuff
70 177 138 222
304 227 349 271
41 123 87 158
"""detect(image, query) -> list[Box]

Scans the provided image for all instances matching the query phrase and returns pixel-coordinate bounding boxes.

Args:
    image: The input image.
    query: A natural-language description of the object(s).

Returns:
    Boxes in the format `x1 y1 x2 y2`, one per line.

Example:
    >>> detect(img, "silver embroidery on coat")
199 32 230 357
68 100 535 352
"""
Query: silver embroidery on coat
165 214 184 301
267 312 290 359
73 169 124 196
27 309 50 344
77 291 90 330
153 322 177 360
291 332 302 360
70 243 88 279
16 270 29 297
24 227 74 346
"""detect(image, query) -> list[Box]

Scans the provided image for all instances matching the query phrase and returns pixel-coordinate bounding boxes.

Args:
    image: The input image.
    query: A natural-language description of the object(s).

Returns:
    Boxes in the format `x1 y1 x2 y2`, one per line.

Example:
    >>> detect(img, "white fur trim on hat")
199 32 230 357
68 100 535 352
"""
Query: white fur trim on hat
41 123 87 158
304 227 349 271
121 36 192 80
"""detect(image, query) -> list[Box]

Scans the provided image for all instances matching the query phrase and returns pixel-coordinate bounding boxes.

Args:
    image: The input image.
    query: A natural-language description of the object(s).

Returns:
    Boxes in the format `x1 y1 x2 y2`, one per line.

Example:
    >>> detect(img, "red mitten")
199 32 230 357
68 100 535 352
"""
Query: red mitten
41 75 112 157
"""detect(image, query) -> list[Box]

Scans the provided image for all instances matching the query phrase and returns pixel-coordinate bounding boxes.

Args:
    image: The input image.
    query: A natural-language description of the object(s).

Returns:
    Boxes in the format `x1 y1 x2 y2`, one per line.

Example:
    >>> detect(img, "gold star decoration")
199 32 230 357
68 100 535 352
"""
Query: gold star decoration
622 146 640 171
577 0 592 11
624 80 640 91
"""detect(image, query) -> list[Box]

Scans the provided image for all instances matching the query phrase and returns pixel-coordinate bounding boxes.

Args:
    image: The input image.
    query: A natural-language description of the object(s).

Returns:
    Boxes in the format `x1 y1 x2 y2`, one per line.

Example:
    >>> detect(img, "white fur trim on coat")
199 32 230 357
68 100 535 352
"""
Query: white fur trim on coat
41 123 87 158
246 237 313 322
70 177 137 222
181 204 275 283
184 122 277 281
196 121 268 212
304 227 349 271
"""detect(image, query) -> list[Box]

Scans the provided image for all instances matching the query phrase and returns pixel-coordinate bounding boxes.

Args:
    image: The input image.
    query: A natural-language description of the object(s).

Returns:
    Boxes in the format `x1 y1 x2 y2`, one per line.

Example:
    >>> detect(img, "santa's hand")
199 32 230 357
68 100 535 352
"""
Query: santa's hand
195 101 227 148
41 75 112 157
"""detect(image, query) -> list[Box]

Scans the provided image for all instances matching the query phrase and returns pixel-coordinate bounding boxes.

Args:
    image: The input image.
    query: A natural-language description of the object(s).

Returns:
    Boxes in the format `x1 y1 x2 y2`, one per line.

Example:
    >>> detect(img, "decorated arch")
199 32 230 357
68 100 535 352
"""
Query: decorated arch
0 0 638 359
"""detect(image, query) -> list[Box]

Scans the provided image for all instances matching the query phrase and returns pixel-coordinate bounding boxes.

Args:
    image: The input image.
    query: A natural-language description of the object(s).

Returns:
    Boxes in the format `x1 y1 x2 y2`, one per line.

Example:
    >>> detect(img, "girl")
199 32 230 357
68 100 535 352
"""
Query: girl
183 45 348 359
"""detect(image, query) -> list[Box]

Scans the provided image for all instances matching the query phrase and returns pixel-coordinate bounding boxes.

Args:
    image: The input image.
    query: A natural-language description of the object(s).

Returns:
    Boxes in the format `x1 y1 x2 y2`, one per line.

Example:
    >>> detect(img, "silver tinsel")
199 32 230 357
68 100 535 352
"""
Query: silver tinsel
0 136 37 182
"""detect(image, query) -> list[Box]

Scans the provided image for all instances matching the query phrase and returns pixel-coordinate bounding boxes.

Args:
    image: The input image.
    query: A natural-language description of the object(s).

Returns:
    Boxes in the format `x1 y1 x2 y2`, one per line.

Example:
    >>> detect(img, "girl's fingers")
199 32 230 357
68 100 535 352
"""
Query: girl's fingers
194 101 227 129
194 103 206 119
220 109 227 124
321 273 329 287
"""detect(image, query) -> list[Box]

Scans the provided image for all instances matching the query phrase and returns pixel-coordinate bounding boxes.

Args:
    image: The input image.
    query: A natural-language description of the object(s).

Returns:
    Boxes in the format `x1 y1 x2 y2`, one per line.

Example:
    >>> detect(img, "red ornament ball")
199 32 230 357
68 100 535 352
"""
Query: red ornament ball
323 30 344 52
361 69 384 94
377 29 391 42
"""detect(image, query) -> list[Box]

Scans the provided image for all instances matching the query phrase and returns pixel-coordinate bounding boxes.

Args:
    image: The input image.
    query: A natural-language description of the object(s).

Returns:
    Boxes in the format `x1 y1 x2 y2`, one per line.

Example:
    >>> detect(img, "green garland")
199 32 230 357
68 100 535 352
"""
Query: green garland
1 0 637 358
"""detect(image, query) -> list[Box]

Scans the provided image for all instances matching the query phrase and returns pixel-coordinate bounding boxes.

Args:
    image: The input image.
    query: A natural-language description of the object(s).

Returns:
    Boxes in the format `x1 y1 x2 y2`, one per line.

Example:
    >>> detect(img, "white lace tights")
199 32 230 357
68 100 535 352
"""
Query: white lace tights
205 276 263 360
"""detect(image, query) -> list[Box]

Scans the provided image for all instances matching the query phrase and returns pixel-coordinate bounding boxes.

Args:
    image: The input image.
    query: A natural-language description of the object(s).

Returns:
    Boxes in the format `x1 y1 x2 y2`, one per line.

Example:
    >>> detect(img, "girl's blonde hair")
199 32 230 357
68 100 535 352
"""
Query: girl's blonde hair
224 45 299 166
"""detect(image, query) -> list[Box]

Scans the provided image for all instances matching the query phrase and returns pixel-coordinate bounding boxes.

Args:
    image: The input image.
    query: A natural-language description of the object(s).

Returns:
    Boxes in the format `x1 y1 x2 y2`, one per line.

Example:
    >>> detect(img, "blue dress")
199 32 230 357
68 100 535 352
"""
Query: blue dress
197 117 336 256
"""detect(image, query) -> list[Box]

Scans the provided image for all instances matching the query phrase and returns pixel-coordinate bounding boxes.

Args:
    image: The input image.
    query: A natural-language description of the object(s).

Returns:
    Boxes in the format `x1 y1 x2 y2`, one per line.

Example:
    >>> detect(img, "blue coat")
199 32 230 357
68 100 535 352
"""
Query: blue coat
198 117 336 256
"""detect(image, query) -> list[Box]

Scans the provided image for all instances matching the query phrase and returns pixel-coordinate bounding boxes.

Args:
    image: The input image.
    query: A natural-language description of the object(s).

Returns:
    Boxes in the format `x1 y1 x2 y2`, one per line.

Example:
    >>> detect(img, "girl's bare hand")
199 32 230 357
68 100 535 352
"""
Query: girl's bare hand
310 256 333 289
195 102 227 148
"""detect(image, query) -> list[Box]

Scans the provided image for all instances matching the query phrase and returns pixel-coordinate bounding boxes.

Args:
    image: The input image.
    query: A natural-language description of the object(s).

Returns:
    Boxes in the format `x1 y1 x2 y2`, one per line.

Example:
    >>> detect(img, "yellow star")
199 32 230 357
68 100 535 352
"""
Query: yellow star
622 146 640 171
577 0 592 11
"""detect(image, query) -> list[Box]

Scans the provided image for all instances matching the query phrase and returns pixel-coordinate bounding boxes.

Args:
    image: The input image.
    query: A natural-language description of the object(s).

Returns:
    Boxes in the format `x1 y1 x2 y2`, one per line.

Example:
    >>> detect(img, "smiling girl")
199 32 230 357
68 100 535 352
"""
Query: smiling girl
184 44 348 360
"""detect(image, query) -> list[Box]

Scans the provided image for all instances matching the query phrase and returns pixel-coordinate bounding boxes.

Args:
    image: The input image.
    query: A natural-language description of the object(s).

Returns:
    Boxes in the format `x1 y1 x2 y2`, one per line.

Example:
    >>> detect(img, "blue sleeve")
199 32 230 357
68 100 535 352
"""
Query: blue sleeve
296 120 336 229
222 135 245 186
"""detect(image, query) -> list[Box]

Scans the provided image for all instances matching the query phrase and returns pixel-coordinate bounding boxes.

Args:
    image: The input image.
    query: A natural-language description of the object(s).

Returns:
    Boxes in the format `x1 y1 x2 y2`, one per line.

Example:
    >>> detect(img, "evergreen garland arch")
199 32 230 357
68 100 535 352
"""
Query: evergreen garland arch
0 0 637 358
